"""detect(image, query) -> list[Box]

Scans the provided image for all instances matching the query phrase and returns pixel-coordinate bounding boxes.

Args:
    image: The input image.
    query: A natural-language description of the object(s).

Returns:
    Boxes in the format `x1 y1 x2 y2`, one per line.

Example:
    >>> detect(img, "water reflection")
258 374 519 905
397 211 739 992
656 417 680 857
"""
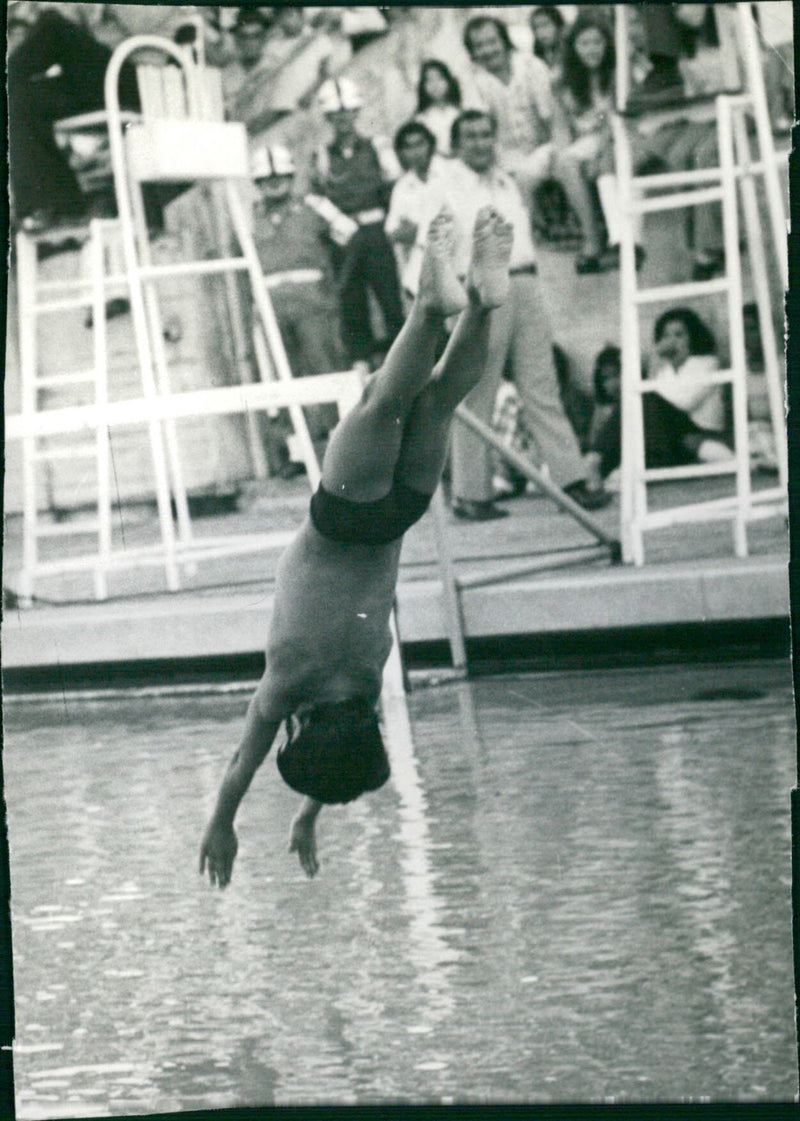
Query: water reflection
4 660 796 1111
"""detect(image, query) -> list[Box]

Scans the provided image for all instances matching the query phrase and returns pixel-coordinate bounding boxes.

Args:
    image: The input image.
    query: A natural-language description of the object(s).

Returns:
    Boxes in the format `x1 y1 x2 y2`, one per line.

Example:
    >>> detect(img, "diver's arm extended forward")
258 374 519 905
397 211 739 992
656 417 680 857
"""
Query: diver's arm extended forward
199 679 286 887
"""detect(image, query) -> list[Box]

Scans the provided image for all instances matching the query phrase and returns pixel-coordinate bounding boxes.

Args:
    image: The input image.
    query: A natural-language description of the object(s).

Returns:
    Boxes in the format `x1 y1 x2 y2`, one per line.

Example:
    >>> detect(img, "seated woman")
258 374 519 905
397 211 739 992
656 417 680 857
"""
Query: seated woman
551 11 643 273
586 309 732 483
415 59 462 158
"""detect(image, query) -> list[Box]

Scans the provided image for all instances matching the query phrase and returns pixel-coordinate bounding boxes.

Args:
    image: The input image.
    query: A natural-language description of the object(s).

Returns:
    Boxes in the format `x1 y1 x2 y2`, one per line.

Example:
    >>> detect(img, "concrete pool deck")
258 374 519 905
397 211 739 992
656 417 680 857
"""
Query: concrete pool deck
2 473 789 675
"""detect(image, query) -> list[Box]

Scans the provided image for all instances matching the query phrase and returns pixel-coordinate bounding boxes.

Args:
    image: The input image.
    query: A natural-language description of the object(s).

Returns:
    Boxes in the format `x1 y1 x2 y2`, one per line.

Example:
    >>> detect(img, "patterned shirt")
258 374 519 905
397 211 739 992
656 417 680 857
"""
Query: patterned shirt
466 51 554 157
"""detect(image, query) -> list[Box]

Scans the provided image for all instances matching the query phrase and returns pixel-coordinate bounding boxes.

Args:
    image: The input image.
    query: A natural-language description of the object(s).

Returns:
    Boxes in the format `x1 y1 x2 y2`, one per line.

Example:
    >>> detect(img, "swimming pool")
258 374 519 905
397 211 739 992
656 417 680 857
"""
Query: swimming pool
4 659 796 1113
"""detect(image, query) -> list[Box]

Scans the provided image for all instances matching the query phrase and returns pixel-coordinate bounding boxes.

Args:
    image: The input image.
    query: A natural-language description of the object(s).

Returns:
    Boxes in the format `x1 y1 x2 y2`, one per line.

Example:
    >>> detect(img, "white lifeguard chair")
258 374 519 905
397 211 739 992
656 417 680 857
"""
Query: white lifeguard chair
611 2 789 566
9 32 356 603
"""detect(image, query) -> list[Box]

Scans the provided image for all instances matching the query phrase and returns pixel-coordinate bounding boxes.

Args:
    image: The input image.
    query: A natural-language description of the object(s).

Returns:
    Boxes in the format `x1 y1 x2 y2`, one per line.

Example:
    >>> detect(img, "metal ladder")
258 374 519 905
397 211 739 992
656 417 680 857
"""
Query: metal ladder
612 2 788 566
102 34 322 591
15 219 122 604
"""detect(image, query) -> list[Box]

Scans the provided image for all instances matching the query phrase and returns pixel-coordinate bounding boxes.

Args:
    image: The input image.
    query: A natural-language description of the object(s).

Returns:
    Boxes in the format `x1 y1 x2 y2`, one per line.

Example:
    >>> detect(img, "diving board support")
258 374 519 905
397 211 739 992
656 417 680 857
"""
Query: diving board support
429 486 467 672
421 406 619 674
454 404 620 553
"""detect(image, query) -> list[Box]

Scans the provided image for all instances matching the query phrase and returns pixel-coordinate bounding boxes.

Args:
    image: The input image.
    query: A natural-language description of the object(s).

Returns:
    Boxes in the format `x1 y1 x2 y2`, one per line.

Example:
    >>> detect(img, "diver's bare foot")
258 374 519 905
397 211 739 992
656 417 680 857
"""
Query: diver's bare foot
466 207 514 309
417 208 467 318
289 809 319 878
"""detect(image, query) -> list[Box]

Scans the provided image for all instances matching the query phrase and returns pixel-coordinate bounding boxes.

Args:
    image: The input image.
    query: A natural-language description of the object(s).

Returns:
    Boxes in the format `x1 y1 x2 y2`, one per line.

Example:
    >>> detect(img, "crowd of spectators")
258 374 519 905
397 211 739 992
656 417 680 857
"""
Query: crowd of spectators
8 3 788 516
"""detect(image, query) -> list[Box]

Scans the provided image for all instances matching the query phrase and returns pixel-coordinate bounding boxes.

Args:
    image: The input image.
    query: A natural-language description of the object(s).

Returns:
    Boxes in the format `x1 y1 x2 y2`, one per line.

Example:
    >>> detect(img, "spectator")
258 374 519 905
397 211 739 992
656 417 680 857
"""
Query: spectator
742 302 779 474
7 5 141 230
443 109 611 518
385 120 450 301
308 78 405 368
462 14 607 272
587 308 733 481
221 8 273 125
631 127 723 280
625 4 698 112
554 342 594 453
251 144 344 476
530 5 567 83
529 7 576 245
252 7 348 124
492 343 594 499
585 343 623 488
415 59 462 157
552 10 644 272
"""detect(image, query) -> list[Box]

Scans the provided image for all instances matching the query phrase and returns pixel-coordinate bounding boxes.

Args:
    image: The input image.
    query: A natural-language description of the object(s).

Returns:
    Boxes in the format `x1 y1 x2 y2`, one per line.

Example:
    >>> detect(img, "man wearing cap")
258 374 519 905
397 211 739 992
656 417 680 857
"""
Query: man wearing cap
308 77 405 367
221 8 273 126
251 143 344 474
443 110 611 518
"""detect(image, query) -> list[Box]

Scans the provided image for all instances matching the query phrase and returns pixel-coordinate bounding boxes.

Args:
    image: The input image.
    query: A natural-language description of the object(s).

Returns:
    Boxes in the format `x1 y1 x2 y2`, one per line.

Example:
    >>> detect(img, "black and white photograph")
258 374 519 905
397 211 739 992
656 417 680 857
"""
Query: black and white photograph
2 1 797 1113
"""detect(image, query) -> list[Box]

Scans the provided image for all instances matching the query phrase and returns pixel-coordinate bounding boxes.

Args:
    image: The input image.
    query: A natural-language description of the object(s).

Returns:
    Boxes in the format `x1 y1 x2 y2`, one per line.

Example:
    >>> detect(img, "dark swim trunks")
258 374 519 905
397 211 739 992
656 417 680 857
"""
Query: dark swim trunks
310 480 432 545
276 698 391 804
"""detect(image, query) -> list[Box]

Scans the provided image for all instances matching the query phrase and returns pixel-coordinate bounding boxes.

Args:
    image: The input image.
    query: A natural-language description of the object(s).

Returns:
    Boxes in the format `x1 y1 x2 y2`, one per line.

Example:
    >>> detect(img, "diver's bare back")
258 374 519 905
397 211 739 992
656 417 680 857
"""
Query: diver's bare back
268 515 402 702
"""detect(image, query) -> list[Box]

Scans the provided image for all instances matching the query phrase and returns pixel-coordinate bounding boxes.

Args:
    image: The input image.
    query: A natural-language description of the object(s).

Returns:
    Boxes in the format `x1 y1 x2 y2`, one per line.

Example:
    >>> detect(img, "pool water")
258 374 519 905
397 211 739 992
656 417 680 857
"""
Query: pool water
4 659 796 1114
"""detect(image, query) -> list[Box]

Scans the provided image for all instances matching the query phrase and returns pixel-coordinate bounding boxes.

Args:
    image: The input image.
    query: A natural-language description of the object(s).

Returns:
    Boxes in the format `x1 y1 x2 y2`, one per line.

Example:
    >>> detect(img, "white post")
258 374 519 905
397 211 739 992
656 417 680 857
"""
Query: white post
614 4 630 110
124 162 193 558
105 38 184 591
612 113 646 565
731 104 789 491
428 486 467 672
16 232 39 604
717 97 751 557
90 220 111 600
735 2 788 287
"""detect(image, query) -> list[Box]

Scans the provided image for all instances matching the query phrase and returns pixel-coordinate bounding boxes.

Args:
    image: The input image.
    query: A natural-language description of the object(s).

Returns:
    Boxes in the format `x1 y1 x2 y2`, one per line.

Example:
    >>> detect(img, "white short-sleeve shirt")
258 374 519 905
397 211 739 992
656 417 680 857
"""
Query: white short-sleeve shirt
437 158 538 278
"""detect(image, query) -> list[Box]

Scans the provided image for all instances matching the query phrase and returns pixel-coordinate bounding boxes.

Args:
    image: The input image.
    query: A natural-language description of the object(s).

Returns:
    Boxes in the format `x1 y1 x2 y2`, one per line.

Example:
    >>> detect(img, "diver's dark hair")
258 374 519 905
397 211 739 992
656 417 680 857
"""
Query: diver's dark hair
277 698 390 805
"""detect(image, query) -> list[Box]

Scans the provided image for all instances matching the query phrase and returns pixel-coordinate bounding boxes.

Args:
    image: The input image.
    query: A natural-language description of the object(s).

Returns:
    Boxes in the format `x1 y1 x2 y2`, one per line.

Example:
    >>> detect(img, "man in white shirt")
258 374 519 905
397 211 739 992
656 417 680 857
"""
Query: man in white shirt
385 121 451 300
462 15 603 265
444 110 610 518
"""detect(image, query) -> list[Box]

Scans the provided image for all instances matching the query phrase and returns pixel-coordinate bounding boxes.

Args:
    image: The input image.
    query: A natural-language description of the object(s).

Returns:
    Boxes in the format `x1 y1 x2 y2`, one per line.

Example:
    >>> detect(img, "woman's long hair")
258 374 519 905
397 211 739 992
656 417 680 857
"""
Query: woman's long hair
416 59 462 113
654 307 717 356
560 11 615 112
530 6 565 63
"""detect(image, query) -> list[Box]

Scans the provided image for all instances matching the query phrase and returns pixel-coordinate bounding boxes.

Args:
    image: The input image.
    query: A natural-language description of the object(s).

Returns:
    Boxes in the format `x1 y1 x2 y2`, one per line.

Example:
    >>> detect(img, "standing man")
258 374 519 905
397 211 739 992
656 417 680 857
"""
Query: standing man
463 14 605 268
444 110 611 519
385 120 451 302
221 8 273 126
308 78 405 369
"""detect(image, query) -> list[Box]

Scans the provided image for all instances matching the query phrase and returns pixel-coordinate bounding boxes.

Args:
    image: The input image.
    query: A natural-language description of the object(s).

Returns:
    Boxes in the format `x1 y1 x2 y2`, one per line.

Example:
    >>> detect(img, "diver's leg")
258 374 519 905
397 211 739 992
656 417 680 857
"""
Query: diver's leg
320 209 466 501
